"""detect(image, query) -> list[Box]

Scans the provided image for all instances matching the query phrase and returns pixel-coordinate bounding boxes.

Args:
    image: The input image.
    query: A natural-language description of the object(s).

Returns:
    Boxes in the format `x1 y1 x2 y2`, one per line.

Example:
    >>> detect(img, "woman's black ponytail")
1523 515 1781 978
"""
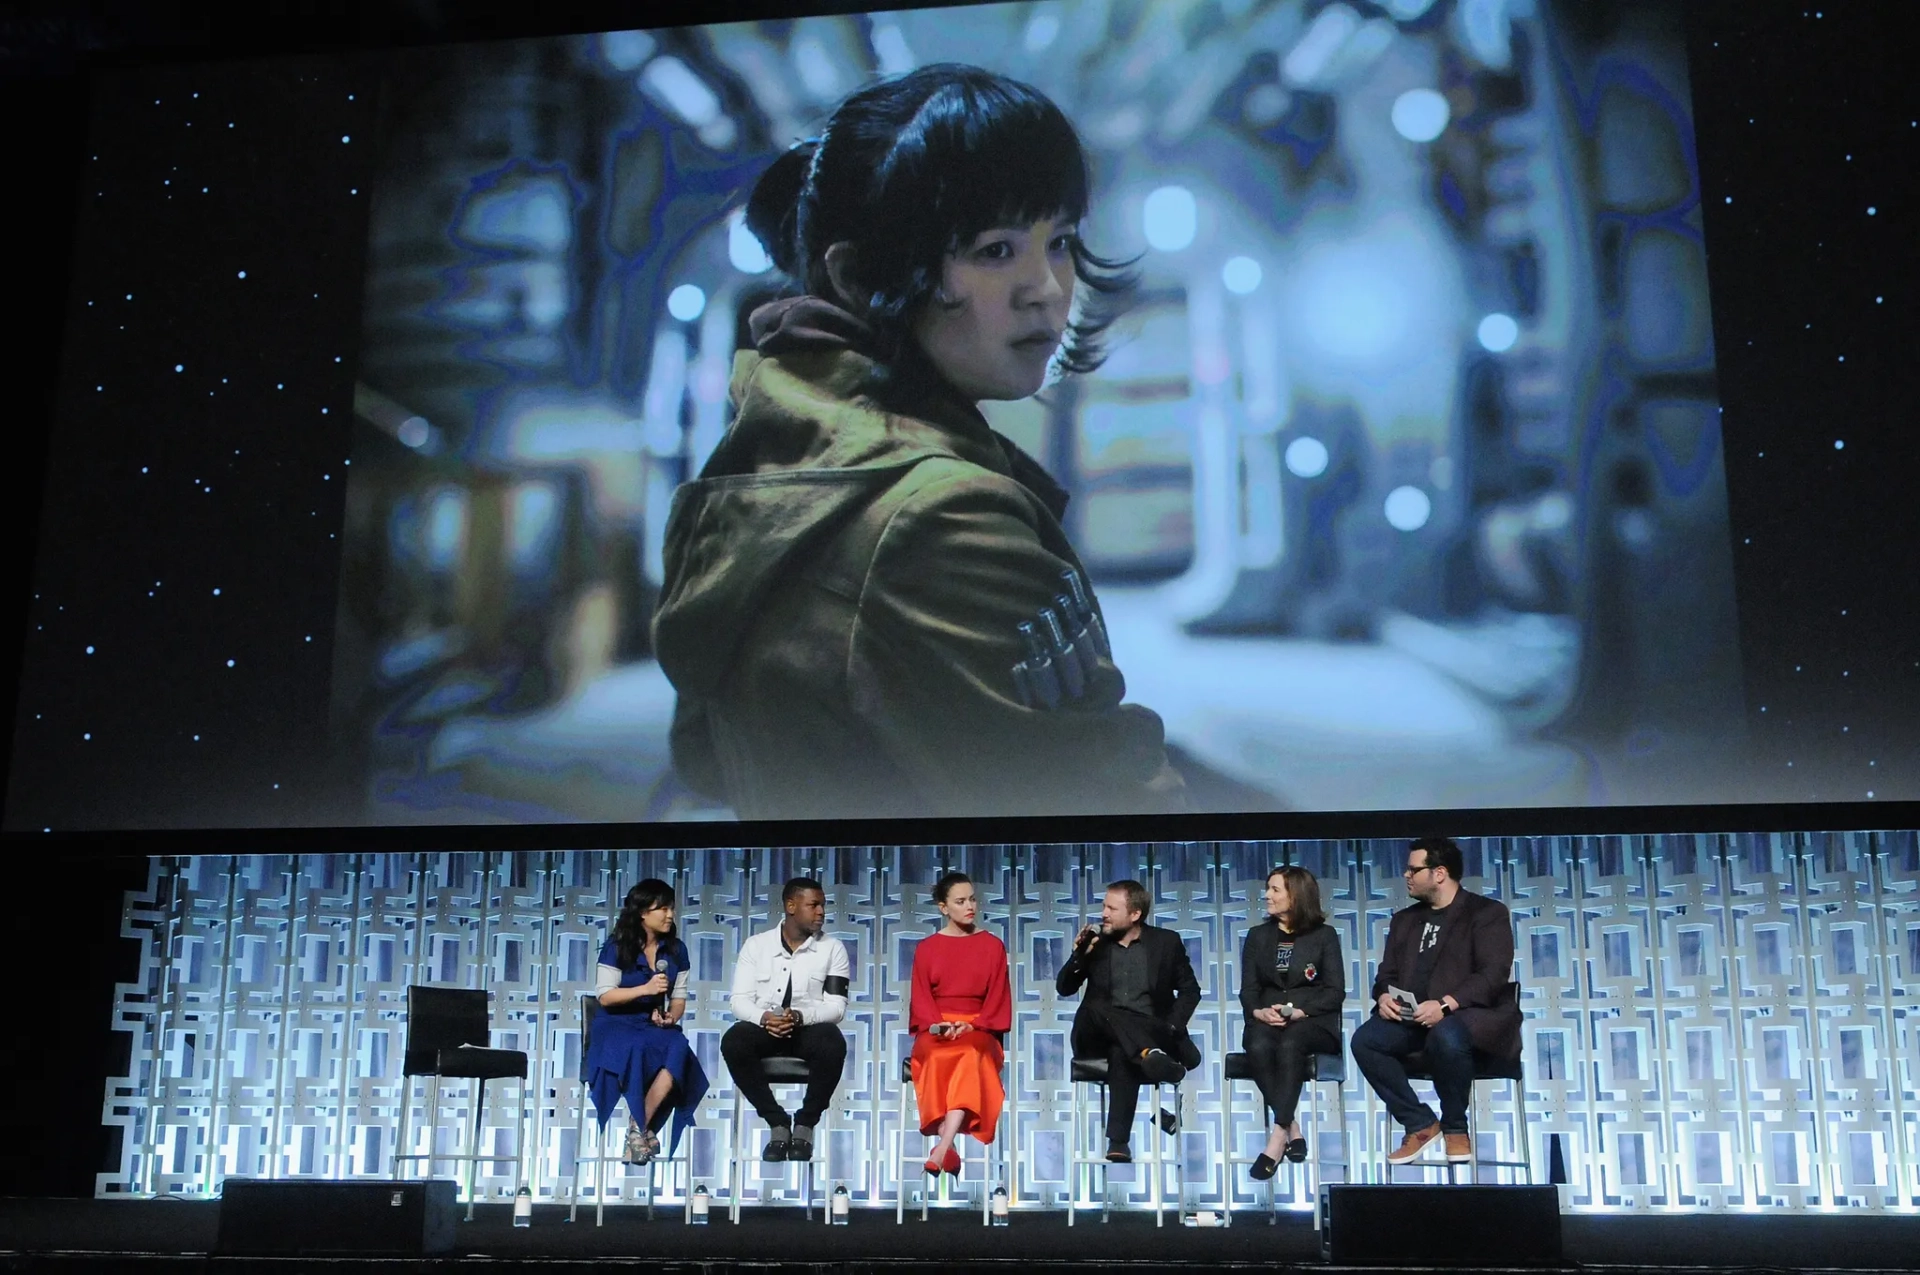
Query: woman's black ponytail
744 138 819 279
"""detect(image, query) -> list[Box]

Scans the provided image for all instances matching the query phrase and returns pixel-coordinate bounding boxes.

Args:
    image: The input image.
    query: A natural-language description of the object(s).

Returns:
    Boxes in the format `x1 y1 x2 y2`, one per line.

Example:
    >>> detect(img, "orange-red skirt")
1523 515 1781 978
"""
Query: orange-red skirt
909 1020 1005 1142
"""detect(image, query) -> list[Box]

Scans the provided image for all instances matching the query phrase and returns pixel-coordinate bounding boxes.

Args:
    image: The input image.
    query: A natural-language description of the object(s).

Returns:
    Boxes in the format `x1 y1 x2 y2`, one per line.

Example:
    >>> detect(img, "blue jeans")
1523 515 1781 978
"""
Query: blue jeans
1350 1013 1474 1134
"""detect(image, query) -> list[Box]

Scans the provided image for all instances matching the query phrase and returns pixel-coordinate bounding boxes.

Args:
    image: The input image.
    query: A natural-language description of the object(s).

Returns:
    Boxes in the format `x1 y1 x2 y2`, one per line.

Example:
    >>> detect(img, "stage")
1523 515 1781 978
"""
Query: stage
2 1198 1918 1273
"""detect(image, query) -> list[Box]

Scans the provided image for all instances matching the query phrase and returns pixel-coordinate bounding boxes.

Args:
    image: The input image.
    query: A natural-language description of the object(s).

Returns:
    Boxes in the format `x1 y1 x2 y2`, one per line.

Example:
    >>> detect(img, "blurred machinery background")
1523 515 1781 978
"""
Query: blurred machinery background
336 0 1743 822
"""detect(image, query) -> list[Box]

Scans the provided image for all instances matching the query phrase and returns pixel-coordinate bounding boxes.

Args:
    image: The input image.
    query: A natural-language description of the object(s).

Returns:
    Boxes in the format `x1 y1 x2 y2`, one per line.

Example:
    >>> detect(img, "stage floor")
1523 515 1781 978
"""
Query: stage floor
2 1198 1917 1272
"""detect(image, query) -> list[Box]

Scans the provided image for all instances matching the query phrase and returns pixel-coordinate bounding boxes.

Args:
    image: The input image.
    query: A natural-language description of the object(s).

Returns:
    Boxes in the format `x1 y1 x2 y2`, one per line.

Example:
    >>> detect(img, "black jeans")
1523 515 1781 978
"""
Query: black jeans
1349 1013 1474 1133
719 1021 847 1127
1242 1016 1341 1127
1072 1005 1201 1146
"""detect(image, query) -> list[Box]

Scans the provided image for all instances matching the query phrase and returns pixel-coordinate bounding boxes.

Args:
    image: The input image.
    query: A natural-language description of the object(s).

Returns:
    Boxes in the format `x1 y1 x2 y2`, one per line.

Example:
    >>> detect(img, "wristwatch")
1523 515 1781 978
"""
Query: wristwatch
1440 1002 1455 1016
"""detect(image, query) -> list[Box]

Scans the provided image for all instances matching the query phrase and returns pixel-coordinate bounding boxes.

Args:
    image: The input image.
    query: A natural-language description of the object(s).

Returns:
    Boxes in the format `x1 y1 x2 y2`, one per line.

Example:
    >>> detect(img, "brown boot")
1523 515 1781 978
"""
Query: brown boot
1444 1132 1472 1162
1387 1123 1442 1164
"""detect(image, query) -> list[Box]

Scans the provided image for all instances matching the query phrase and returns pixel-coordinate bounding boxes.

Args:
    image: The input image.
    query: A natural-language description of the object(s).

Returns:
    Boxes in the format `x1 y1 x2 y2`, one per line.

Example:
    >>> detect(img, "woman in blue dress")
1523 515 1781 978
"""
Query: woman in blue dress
589 879 709 1163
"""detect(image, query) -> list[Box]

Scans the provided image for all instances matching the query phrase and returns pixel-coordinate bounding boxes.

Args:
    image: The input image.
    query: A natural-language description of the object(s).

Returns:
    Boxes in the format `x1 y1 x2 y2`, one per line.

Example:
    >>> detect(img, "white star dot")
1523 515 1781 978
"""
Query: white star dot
85 645 94 654
213 588 221 596
226 659 235 668
238 270 247 279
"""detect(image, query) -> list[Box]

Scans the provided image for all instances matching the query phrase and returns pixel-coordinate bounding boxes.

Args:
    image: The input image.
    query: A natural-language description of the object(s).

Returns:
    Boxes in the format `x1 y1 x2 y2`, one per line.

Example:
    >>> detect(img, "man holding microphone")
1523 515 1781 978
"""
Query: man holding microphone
1056 880 1202 1162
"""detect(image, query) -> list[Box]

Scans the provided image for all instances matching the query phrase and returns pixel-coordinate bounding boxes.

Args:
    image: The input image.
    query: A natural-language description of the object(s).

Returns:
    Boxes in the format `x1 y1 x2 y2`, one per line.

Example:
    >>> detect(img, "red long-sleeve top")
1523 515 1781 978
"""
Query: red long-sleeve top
909 930 1012 1035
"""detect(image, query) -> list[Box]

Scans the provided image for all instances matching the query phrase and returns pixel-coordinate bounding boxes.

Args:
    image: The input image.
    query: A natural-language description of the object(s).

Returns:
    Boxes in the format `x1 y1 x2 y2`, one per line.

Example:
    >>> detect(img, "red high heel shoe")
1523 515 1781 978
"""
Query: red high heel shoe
941 1146 963 1176
924 1154 944 1176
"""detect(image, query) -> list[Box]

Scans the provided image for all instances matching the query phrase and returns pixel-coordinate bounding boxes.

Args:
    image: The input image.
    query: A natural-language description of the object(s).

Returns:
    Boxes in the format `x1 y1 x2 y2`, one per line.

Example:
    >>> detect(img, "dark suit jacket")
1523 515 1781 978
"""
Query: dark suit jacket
1369 888 1522 1058
1056 923 1201 1031
1240 919 1345 1030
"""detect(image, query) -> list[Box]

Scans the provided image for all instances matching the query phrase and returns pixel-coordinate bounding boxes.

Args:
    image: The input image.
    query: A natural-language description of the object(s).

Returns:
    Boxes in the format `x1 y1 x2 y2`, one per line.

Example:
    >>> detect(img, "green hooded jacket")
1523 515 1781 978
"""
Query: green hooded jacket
651 297 1183 821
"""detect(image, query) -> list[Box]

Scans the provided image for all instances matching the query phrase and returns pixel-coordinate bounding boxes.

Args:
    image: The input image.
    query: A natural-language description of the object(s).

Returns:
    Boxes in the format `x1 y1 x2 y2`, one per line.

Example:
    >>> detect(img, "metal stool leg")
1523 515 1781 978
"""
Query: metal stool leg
1068 1082 1081 1226
1516 1076 1533 1184
1468 1083 1481 1184
394 1075 414 1180
1100 1085 1111 1224
464 1078 486 1221
729 1088 744 1225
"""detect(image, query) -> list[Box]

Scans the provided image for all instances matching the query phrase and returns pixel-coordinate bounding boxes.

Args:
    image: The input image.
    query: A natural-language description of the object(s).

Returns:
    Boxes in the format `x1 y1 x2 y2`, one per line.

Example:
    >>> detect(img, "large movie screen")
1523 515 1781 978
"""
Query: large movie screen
333 0 1741 825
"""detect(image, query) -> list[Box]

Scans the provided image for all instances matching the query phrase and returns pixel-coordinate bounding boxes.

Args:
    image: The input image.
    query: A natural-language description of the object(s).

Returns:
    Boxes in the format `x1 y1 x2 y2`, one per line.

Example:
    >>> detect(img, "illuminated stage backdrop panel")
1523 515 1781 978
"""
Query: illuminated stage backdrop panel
104 834 1920 1212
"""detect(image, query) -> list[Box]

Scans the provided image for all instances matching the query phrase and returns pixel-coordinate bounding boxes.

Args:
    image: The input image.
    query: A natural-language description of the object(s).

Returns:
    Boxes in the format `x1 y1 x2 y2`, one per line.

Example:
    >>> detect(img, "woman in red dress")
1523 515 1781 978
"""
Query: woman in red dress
909 871 1012 1174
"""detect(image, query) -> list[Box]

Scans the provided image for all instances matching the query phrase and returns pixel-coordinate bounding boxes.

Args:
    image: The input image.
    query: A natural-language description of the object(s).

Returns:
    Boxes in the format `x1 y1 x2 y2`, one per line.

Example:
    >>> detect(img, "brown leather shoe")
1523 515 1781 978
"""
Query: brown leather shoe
1387 1123 1442 1165
1444 1133 1472 1162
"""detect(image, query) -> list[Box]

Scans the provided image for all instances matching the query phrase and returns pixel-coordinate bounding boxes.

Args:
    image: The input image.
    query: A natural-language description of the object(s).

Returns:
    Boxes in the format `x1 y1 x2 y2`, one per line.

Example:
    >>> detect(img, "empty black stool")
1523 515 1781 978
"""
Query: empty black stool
392 986 529 1220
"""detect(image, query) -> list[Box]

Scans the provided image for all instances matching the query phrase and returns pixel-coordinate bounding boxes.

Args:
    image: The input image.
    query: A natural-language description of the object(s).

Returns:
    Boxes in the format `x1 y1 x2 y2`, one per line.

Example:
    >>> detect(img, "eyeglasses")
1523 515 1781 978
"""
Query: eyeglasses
1402 864 1435 877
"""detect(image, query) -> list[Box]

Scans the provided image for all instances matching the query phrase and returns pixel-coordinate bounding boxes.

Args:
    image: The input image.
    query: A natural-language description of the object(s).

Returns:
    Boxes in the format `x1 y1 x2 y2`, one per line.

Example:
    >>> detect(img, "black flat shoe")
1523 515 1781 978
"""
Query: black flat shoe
1105 1144 1132 1164
1249 1153 1279 1181
1284 1137 1308 1163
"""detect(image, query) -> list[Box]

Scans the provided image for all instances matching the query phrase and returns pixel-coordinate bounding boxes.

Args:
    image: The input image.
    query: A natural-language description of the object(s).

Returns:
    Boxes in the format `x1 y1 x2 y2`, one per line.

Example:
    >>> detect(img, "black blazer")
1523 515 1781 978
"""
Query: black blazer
1369 887 1521 1058
1240 919 1345 1028
1056 923 1201 1031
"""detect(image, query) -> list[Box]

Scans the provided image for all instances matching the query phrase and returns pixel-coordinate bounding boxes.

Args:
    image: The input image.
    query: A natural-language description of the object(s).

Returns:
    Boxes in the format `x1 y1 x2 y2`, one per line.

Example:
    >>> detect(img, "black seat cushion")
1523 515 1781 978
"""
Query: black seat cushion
435 1046 529 1081
1070 1057 1110 1084
763 1055 812 1082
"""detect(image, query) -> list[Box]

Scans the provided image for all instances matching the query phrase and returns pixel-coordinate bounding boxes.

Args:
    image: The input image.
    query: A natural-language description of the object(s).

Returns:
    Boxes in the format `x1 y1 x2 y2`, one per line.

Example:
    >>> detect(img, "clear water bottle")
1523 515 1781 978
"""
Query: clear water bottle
689 1183 710 1225
830 1182 850 1225
990 1185 1009 1226
512 1185 532 1228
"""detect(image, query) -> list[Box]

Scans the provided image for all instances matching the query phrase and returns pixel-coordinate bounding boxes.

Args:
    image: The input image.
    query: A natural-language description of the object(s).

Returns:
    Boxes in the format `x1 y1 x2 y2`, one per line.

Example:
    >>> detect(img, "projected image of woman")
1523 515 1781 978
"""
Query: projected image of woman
908 872 1012 1174
1239 866 1344 1180
588 880 709 1164
652 64 1185 821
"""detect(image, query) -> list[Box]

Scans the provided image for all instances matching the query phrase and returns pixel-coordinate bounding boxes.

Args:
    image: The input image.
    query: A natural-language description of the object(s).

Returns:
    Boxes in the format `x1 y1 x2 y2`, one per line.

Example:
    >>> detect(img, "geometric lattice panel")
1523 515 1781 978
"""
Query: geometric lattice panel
105 834 1920 1212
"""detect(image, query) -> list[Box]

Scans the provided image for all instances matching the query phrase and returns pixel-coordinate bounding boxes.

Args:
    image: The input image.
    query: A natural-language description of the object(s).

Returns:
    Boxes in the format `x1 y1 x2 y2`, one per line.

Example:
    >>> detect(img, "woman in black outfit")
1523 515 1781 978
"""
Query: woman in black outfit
1240 866 1345 1179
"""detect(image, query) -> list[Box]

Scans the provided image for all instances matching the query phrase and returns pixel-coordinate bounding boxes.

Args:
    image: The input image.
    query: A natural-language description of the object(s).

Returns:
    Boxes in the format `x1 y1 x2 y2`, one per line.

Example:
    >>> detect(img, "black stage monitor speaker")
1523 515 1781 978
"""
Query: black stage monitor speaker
216 1179 457 1256
1321 1184 1562 1266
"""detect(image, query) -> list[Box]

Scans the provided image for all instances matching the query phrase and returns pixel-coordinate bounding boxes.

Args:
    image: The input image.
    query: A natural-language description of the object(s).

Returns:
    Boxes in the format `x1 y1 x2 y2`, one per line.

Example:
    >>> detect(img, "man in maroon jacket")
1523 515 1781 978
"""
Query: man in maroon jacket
1351 836 1521 1165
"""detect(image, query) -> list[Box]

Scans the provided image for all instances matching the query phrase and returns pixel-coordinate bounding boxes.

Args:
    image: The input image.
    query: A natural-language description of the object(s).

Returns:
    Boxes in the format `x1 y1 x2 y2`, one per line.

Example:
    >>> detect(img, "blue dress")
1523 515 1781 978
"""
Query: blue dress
587 936 709 1151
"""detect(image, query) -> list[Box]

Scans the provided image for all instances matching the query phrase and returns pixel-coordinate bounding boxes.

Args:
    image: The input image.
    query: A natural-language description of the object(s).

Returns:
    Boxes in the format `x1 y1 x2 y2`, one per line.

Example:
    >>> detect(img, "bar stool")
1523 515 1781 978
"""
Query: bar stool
1066 1056 1183 1227
391 986 529 1221
1220 1049 1347 1228
894 1057 1002 1223
567 993 686 1225
1388 1048 1530 1184
727 1055 823 1223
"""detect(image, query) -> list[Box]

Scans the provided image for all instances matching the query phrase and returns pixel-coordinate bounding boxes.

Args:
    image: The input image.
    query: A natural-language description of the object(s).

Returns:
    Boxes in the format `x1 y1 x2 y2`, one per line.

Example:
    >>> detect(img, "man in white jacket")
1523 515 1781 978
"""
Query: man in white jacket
721 877 852 1162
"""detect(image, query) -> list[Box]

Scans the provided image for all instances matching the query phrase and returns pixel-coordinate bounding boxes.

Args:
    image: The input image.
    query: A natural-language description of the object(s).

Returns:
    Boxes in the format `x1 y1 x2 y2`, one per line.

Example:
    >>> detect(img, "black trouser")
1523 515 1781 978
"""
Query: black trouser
1072 1005 1201 1147
719 1022 847 1127
1242 1017 1341 1127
